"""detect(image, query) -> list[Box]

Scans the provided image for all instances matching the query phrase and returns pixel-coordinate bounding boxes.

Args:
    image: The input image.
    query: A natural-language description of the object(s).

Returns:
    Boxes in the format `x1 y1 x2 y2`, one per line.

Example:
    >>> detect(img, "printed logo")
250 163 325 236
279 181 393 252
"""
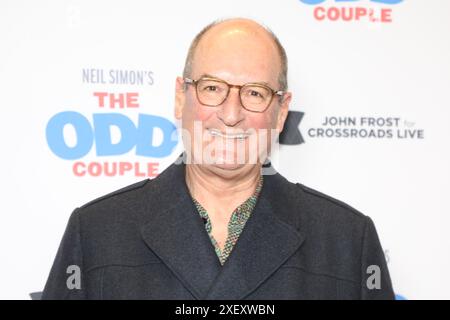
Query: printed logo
45 68 178 178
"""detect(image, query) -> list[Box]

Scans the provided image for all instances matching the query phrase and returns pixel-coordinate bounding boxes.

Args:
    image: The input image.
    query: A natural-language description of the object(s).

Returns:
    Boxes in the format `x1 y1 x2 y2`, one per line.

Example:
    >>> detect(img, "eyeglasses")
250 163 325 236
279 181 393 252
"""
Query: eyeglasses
184 76 284 113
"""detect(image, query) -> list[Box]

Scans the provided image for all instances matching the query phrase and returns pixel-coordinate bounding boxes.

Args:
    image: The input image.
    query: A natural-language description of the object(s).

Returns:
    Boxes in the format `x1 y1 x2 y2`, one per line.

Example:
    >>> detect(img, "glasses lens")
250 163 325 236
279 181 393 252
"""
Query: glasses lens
241 85 272 112
196 79 229 106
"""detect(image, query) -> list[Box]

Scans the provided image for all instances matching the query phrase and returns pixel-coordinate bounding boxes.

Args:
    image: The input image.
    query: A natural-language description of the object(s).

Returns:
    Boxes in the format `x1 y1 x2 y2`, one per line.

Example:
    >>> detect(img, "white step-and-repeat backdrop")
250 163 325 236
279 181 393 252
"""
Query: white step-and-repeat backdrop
1 0 449 299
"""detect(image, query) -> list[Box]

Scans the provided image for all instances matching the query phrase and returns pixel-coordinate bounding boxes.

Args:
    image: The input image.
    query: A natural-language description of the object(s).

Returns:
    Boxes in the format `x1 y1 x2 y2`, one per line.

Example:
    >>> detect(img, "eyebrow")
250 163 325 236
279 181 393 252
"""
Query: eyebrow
198 73 273 87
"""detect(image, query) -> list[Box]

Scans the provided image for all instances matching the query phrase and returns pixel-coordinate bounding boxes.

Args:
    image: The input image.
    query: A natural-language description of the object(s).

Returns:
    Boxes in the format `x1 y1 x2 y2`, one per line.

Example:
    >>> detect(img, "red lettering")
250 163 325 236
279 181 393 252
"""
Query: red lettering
73 161 86 176
147 162 159 178
127 93 139 108
73 161 159 177
93 92 140 108
311 6 393 23
327 7 340 21
89 162 102 176
109 93 125 109
314 7 326 21
134 162 146 177
119 162 133 175
355 7 367 20
381 8 392 23
93 92 108 108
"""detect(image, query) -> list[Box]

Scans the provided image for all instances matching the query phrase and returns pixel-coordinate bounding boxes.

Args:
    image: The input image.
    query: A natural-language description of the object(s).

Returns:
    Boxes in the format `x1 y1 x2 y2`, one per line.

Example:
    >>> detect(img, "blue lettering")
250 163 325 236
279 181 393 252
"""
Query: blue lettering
46 111 178 160
136 114 177 157
93 113 137 156
46 111 93 160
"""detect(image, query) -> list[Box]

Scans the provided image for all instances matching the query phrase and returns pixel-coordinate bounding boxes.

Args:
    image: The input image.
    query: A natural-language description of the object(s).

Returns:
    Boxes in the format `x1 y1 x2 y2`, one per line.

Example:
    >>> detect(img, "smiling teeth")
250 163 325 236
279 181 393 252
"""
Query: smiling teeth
208 129 249 140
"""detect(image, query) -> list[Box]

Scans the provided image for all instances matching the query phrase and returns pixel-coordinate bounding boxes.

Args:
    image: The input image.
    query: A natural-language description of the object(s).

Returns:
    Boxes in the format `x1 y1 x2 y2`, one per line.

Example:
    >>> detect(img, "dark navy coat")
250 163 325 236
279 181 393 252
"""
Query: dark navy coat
42 157 394 299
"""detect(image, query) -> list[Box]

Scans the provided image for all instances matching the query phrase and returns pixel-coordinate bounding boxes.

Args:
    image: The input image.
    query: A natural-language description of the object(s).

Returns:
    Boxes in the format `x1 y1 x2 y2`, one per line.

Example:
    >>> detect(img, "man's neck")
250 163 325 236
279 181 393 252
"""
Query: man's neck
185 163 262 214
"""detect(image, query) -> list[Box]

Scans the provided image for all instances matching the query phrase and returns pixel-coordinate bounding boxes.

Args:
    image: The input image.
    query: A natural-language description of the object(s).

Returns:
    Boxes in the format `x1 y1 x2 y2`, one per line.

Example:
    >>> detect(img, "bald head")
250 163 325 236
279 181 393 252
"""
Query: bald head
182 18 288 91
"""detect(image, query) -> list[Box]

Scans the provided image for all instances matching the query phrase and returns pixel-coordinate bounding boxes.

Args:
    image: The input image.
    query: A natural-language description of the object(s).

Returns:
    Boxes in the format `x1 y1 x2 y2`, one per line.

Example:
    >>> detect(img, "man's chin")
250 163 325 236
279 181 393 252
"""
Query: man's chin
203 155 251 171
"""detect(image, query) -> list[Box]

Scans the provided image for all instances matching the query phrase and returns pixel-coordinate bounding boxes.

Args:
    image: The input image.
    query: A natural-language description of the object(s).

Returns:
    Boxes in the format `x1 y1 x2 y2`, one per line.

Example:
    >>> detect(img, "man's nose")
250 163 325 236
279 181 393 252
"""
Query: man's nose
217 88 245 127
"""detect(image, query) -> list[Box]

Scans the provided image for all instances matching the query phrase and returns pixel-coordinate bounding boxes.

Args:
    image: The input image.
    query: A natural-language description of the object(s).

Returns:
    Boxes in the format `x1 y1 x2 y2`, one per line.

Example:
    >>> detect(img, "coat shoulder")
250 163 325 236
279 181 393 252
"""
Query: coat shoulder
295 182 367 221
75 179 154 227
79 179 150 210
270 171 367 226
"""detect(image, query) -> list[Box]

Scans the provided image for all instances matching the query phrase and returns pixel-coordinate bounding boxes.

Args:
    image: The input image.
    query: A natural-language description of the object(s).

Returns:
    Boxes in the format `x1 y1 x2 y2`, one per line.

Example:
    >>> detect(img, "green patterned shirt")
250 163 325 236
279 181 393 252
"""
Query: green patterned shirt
190 175 264 266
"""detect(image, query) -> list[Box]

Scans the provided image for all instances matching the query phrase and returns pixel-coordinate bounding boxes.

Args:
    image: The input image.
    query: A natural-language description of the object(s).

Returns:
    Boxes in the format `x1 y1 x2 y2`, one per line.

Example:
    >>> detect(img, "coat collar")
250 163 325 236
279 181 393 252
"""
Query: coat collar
140 153 306 299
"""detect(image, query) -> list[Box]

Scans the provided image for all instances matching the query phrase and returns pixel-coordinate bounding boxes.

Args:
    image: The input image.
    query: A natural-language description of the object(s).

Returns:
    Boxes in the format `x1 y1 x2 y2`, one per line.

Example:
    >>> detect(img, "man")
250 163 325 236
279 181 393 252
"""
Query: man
42 18 394 299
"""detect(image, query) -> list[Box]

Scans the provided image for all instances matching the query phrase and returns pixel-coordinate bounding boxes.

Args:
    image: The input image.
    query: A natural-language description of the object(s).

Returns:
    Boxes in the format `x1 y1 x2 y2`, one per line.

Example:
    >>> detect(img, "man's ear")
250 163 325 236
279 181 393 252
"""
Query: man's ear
276 92 292 133
174 76 186 119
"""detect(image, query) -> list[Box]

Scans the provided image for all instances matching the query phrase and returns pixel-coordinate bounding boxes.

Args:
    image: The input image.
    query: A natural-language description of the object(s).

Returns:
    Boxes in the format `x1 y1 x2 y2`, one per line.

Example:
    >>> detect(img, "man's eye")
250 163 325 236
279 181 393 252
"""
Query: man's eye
205 86 218 92
250 90 263 97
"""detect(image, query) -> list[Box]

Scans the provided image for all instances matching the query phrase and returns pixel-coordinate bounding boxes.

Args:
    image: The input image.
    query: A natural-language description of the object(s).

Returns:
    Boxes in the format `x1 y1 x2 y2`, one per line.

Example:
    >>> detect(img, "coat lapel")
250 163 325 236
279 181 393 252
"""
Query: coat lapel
204 170 306 300
140 158 222 299
140 154 306 300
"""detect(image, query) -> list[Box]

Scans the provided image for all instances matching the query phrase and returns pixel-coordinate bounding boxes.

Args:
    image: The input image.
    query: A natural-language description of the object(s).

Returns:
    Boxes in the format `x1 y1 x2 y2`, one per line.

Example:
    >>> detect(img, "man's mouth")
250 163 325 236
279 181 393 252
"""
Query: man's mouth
207 128 251 140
